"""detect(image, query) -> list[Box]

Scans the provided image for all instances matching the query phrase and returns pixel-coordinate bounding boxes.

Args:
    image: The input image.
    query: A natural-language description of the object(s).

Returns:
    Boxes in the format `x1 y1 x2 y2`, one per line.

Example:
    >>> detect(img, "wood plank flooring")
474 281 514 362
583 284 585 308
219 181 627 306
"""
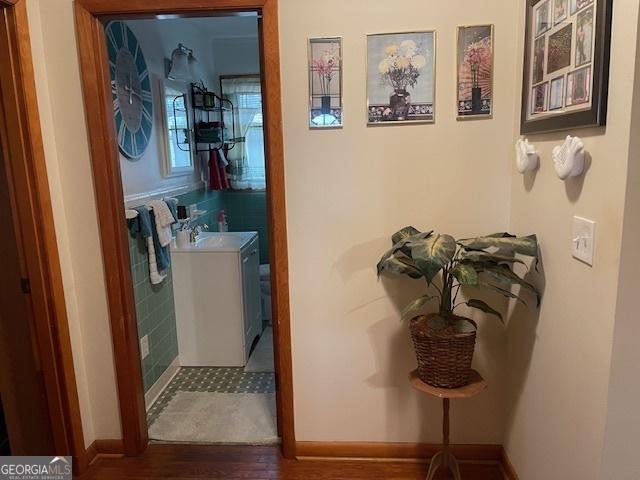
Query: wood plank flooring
79 444 505 479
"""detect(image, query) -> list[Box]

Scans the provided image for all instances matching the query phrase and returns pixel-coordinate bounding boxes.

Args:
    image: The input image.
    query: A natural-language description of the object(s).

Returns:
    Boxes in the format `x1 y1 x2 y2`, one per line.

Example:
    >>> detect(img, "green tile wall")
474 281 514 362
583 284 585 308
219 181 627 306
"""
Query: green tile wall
224 191 269 264
175 189 226 233
128 229 179 393
176 188 270 264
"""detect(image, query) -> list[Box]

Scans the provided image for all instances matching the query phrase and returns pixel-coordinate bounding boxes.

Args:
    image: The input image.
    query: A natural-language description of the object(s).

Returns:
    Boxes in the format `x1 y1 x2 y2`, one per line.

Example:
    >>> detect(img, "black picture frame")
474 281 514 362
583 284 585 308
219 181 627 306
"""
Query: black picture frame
521 0 612 134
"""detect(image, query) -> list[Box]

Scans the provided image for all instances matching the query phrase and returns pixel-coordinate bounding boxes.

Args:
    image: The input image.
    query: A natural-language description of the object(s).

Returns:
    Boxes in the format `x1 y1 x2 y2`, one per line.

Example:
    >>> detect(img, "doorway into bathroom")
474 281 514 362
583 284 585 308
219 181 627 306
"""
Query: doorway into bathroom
108 13 278 446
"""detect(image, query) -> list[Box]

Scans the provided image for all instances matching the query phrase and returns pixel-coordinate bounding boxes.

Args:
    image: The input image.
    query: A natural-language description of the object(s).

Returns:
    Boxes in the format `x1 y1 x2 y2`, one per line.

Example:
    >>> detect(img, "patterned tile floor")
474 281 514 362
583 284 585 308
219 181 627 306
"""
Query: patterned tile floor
147 367 276 427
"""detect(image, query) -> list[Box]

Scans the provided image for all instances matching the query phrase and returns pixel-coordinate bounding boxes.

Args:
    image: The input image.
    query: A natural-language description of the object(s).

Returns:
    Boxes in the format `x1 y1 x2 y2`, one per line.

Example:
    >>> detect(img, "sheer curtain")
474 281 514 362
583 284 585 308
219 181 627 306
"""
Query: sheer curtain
221 76 266 190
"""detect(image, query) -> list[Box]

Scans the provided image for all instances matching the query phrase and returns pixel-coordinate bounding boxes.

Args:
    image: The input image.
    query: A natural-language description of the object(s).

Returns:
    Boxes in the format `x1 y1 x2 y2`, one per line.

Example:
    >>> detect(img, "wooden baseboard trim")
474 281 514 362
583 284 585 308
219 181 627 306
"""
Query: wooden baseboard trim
500 447 519 480
85 439 125 465
295 441 502 462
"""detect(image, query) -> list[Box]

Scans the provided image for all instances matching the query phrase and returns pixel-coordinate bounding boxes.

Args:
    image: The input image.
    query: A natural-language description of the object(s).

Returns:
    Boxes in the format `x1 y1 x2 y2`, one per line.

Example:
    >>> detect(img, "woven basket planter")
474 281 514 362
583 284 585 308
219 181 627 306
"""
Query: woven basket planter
409 314 477 389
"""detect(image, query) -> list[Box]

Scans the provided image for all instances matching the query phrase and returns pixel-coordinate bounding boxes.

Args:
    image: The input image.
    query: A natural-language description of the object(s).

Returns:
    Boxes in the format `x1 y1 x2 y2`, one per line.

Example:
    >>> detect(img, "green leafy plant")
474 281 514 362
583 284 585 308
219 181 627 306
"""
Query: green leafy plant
377 227 540 330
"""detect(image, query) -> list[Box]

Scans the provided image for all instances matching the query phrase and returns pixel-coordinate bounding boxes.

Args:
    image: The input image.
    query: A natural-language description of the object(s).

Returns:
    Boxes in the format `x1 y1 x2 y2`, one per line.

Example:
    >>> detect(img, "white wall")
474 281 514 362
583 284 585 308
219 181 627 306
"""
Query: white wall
210 37 260 95
599 8 640 479
504 0 640 478
26 0 121 445
280 0 517 444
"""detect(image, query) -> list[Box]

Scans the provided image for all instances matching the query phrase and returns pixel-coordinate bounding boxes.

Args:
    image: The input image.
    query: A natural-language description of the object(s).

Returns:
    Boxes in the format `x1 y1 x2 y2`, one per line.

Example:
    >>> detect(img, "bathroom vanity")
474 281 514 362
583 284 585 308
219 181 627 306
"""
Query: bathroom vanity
171 232 262 366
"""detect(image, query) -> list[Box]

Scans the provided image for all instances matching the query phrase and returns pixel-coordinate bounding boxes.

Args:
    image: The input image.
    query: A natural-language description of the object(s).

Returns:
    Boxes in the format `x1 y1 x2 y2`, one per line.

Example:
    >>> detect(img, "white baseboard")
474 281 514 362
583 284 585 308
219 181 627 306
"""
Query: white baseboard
145 357 180 411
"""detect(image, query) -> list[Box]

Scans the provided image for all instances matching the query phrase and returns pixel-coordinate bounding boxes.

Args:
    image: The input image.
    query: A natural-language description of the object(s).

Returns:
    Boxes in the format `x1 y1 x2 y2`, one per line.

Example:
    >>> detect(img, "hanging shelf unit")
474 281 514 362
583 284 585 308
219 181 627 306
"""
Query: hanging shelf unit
191 83 236 153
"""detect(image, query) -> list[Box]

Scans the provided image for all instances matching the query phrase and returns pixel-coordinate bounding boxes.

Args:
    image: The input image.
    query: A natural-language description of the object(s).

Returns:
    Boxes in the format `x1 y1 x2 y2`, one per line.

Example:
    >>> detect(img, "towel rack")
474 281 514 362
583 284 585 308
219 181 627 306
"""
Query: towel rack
125 197 179 221
124 206 152 220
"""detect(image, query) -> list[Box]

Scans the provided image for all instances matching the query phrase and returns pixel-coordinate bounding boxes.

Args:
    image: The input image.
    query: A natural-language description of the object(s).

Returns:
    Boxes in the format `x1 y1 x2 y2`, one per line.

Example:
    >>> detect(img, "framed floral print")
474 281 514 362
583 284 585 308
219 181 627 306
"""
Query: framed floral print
521 0 612 134
367 31 436 124
308 37 343 128
457 25 494 119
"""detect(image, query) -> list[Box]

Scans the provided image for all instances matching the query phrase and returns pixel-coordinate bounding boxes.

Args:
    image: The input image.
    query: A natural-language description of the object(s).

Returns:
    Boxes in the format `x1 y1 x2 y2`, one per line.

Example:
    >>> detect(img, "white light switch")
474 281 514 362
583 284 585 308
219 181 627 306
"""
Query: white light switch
140 335 150 359
572 216 596 266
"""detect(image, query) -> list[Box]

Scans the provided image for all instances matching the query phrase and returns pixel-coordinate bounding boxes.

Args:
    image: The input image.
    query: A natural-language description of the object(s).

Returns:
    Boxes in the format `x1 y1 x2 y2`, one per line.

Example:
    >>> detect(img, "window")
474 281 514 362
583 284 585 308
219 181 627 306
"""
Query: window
221 76 265 190
161 79 194 177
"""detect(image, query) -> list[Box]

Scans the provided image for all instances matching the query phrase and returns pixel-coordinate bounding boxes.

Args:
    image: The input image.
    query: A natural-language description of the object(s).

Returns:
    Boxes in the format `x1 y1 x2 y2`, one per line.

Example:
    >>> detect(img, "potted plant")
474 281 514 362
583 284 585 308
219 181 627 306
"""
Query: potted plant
377 227 540 388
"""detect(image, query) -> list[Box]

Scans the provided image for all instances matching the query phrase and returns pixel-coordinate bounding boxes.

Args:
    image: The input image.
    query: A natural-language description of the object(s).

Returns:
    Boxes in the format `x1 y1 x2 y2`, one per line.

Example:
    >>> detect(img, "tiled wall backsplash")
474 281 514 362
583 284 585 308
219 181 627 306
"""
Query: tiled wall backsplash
129 230 179 393
224 191 269 264
174 189 225 234
176 188 270 264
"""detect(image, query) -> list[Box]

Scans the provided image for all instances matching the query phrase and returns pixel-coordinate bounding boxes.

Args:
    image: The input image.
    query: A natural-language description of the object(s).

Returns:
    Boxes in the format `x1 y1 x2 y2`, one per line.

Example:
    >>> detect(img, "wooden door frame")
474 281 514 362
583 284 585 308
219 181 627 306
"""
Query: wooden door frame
0 0 86 471
74 0 295 458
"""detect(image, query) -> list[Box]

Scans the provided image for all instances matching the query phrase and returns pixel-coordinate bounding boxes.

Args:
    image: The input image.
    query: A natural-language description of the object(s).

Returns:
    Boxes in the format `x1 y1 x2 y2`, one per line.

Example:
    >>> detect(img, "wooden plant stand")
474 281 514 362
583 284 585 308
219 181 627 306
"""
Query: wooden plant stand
409 369 487 480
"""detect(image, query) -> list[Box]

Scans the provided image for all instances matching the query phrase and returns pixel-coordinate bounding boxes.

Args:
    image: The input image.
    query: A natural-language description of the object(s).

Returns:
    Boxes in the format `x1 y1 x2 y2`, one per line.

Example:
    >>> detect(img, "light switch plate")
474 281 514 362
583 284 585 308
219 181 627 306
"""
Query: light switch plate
572 216 596 266
140 335 150 359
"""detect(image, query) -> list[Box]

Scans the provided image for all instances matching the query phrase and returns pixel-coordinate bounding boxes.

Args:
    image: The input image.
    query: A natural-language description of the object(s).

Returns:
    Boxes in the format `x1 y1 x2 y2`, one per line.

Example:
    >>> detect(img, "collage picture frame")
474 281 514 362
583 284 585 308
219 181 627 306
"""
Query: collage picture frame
521 0 612 134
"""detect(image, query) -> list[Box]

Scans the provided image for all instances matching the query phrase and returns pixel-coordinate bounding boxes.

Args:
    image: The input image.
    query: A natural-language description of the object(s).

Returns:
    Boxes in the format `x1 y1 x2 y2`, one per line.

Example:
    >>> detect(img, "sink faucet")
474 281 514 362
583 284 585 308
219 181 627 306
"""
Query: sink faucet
190 223 210 243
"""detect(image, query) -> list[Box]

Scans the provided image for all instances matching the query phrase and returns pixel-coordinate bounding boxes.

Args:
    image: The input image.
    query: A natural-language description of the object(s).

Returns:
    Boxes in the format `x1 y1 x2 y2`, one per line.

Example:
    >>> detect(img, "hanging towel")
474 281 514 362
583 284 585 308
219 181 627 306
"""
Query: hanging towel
218 148 229 167
209 149 223 190
148 200 175 247
150 213 171 271
199 151 210 187
164 197 179 223
210 148 230 190
133 206 167 285
219 151 230 190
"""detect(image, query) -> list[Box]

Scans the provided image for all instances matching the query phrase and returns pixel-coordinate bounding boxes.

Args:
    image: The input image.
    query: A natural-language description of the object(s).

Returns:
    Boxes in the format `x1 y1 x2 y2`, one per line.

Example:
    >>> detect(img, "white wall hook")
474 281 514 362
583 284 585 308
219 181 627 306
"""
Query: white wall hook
515 138 539 173
553 135 585 180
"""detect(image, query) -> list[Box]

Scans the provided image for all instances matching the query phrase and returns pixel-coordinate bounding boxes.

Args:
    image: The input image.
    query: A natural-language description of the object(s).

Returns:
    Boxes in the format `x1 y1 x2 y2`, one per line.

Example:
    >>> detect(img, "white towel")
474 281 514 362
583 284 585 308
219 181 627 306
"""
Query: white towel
148 200 175 247
199 151 210 187
146 237 166 285
218 148 229 167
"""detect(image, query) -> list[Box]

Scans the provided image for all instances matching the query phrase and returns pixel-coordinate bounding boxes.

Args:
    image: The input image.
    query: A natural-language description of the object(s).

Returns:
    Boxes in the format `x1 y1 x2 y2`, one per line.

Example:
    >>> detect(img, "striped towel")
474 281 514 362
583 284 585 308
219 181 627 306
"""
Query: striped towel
148 200 175 247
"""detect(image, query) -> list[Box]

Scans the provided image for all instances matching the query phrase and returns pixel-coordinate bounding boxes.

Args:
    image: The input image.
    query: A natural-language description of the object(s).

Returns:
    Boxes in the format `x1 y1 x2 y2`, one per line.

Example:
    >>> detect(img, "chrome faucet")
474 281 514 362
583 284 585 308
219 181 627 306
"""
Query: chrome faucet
190 223 210 243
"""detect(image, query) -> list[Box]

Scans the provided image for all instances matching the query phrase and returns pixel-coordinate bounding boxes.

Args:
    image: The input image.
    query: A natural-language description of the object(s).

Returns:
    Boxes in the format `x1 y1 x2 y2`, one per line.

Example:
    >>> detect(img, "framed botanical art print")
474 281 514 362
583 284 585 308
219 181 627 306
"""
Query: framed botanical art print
521 0 612 134
308 37 343 128
457 25 494 119
367 31 436 124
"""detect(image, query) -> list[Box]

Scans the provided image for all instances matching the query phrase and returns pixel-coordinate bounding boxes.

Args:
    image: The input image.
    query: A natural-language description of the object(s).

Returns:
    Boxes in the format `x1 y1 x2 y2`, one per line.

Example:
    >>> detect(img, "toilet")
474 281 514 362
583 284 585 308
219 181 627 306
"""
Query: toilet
259 264 272 324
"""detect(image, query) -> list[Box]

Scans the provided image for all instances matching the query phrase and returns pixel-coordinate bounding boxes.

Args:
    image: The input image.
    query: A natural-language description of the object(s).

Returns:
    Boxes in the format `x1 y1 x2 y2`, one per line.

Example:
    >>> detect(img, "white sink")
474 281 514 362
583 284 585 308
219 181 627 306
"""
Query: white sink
171 231 257 253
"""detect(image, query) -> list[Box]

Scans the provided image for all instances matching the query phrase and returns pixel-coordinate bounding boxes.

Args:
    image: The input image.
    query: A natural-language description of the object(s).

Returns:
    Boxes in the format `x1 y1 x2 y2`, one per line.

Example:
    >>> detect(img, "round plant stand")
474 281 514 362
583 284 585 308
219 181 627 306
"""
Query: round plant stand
409 369 487 480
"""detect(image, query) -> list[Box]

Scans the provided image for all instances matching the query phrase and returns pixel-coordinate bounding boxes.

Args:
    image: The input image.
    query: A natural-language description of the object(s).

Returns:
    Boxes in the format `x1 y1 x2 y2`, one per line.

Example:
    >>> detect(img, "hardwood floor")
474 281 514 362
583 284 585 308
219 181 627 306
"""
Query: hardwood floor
79 444 505 479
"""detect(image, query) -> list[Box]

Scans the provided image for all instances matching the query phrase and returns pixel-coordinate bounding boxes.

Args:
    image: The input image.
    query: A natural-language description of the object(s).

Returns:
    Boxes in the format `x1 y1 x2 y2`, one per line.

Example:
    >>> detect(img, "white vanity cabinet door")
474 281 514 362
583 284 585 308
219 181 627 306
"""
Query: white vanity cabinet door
241 238 262 360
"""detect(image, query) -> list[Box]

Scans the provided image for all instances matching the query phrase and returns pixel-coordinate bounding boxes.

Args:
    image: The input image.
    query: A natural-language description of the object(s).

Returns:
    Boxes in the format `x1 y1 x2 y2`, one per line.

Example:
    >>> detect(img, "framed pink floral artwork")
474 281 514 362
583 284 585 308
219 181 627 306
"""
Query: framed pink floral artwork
308 37 343 129
457 25 494 119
